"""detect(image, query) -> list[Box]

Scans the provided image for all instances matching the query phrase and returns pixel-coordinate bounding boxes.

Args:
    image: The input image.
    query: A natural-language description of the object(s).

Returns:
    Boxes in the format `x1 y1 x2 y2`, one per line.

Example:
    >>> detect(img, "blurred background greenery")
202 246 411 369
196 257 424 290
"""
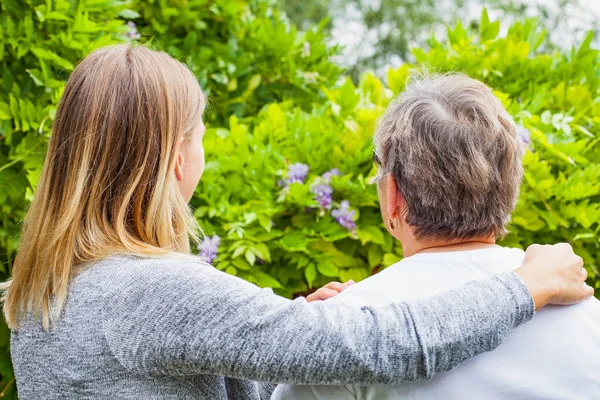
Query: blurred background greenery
280 0 599 79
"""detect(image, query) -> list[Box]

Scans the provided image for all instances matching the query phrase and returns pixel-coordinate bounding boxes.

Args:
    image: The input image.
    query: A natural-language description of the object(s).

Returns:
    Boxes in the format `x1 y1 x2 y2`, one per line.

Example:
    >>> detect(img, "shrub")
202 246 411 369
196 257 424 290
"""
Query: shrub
196 12 600 299
132 0 342 124
0 0 339 396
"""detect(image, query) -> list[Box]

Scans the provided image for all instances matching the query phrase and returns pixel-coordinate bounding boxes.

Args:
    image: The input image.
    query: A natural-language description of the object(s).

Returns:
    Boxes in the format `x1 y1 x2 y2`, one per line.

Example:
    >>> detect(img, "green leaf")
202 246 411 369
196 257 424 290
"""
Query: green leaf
339 267 369 283
26 69 44 86
383 253 402 266
232 257 250 270
45 12 73 21
573 233 594 241
304 263 316 287
31 48 74 71
225 266 237 276
245 249 256 266
357 225 386 245
0 102 10 120
232 245 246 259
387 64 410 95
480 9 500 41
280 231 311 252
249 271 283 289
367 245 383 268
316 260 338 277
118 9 141 19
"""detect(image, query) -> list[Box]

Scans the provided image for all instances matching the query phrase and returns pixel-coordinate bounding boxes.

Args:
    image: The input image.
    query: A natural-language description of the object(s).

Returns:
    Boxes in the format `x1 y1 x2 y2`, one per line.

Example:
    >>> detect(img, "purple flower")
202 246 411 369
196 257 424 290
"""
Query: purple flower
125 21 141 40
312 183 334 209
287 163 309 184
516 124 531 145
322 168 341 183
198 235 220 264
331 200 356 231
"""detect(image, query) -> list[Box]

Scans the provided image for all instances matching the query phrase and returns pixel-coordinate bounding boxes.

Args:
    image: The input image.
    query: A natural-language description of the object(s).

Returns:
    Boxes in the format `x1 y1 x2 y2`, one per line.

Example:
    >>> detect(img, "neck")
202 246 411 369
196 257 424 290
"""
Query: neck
401 235 497 257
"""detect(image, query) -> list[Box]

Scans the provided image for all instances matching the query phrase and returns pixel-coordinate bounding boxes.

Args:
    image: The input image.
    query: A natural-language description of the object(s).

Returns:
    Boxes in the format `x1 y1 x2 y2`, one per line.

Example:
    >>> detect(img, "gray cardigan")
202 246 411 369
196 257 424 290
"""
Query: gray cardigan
11 254 534 399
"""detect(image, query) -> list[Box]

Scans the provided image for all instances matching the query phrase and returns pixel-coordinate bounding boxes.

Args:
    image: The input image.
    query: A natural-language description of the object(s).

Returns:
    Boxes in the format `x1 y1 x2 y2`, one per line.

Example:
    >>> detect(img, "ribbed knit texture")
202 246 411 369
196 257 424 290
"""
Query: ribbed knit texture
11 254 534 399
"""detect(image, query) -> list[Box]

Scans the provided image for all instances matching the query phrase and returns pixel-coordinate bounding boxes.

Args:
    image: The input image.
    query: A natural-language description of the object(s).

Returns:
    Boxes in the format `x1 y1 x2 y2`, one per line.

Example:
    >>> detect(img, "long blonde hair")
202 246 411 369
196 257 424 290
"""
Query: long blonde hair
2 45 205 330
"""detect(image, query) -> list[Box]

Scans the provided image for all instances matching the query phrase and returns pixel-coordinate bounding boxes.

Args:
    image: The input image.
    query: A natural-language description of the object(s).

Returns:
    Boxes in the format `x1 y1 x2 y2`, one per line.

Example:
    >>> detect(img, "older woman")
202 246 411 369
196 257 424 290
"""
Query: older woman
273 74 600 399
4 47 592 399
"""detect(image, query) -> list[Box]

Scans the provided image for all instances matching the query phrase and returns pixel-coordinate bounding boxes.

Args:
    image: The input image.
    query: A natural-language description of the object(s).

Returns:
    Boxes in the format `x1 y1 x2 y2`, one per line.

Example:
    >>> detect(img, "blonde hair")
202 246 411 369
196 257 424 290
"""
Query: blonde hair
2 45 206 330
374 73 524 241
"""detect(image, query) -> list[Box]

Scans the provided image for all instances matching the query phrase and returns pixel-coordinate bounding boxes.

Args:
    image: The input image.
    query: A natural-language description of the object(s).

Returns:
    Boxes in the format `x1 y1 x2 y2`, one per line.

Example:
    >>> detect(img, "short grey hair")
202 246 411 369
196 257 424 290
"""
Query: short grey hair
374 73 524 240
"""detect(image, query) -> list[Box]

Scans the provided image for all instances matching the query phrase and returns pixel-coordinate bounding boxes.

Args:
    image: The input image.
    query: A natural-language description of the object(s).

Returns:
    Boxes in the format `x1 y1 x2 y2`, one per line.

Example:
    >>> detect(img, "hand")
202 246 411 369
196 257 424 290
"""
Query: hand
514 243 594 310
306 281 355 302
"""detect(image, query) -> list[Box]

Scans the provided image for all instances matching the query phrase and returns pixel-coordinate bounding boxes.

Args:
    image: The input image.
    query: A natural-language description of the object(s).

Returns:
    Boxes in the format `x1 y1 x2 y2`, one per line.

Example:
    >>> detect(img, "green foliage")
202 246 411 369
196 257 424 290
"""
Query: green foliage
275 0 594 79
194 74 395 294
132 0 341 124
0 1 599 398
0 0 340 396
197 10 600 299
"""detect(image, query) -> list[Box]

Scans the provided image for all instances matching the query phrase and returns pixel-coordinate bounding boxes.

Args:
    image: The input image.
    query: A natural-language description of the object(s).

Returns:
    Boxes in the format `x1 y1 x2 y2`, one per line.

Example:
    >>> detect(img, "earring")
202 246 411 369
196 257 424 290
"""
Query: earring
388 218 395 231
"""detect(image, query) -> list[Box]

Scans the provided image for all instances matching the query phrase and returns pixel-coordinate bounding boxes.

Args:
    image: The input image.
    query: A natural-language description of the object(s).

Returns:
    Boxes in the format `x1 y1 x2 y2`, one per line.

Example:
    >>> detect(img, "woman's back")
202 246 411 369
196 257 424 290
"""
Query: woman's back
11 255 274 399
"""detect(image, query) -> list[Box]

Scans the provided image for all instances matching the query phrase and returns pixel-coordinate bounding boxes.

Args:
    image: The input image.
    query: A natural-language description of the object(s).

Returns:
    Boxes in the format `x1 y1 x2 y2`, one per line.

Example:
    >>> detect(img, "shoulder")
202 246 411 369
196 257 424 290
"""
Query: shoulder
75 254 214 290
70 254 230 316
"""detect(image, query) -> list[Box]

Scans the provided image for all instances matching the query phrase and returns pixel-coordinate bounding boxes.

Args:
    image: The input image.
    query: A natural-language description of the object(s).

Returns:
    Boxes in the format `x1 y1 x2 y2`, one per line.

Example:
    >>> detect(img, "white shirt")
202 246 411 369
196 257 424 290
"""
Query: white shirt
272 247 600 400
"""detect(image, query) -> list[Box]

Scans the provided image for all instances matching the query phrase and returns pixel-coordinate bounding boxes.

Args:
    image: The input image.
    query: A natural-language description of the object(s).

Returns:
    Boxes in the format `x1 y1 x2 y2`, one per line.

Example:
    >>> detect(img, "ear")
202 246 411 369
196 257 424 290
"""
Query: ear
385 174 405 218
175 153 184 182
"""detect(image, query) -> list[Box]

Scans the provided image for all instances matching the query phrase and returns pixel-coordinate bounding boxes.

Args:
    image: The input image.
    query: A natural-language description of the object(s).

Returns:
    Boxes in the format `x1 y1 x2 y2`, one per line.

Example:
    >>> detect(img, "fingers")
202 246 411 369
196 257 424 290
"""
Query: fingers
323 282 348 292
306 280 356 303
556 242 573 251
307 288 340 302
583 284 595 298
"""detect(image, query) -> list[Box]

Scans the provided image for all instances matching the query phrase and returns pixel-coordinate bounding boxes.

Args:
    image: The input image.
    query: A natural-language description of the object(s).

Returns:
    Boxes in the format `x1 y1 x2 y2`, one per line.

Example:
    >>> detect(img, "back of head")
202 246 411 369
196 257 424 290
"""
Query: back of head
3 45 206 330
374 73 524 241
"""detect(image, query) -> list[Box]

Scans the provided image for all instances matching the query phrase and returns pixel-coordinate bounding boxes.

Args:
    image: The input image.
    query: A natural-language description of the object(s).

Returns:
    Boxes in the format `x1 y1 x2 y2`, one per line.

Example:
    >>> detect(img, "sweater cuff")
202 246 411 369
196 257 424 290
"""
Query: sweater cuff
495 271 536 328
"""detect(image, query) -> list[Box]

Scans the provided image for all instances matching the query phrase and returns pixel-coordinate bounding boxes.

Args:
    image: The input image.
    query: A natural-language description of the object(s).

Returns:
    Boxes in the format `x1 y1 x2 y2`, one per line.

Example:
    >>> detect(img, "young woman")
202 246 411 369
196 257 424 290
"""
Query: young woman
3 45 592 399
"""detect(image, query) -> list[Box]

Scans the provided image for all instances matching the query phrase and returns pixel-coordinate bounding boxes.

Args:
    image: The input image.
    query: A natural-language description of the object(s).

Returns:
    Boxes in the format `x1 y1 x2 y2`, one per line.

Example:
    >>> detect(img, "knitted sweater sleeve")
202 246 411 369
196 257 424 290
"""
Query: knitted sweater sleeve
101 258 534 385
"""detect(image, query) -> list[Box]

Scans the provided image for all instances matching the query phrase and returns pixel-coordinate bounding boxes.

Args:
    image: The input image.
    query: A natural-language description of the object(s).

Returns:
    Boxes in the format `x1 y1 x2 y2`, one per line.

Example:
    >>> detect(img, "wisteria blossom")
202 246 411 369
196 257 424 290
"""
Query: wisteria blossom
197 235 220 264
125 21 141 40
516 124 531 146
311 183 334 209
287 163 309 184
322 168 341 183
331 200 356 231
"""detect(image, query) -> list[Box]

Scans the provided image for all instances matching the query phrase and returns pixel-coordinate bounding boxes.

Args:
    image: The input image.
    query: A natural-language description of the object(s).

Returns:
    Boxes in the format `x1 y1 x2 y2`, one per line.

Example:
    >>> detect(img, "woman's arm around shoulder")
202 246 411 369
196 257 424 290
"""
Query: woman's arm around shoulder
100 243 592 385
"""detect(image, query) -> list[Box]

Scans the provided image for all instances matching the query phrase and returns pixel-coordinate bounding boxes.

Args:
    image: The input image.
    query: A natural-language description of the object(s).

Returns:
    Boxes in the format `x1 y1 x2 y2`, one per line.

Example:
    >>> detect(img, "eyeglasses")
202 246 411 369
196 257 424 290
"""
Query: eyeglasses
372 149 382 167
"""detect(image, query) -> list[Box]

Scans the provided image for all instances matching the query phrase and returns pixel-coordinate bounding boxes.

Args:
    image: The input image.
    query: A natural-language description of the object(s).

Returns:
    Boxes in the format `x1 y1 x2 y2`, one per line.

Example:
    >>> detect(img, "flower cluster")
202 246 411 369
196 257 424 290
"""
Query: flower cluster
322 168 340 183
198 235 220 264
309 168 341 210
282 163 357 232
311 183 334 209
125 21 141 41
287 162 310 184
516 124 531 148
331 200 357 232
